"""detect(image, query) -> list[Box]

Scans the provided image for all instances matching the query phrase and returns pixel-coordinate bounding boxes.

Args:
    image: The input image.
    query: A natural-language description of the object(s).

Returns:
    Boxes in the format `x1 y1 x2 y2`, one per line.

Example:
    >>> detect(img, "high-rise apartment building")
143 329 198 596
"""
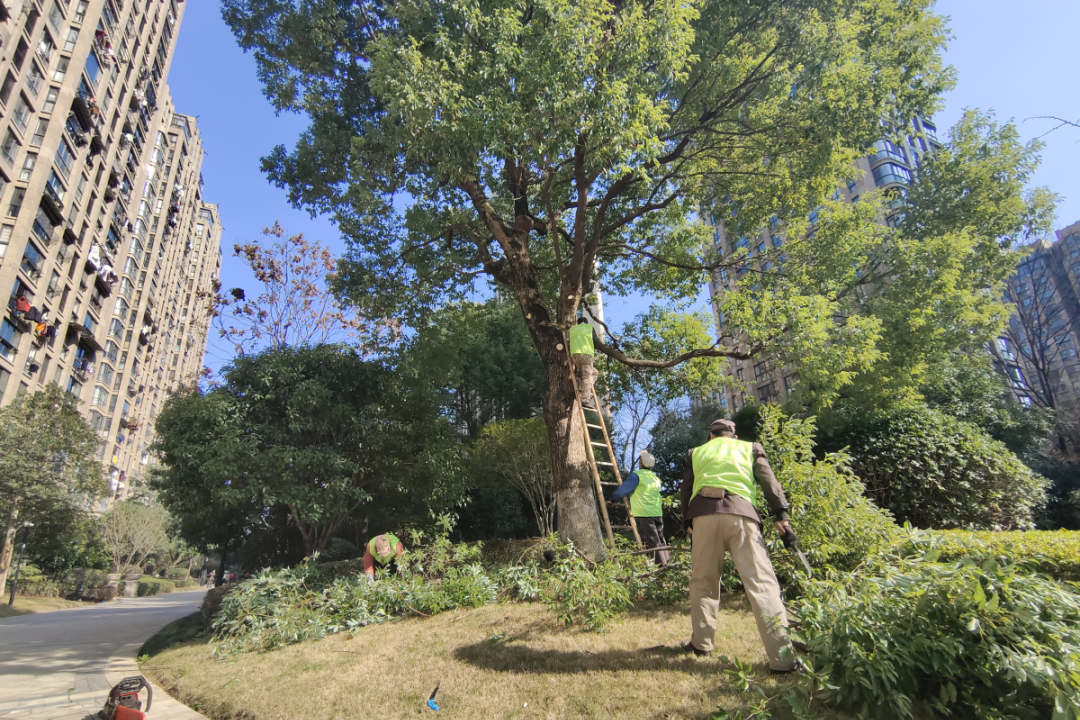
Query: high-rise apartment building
993 220 1080 447
0 0 220 502
706 117 942 412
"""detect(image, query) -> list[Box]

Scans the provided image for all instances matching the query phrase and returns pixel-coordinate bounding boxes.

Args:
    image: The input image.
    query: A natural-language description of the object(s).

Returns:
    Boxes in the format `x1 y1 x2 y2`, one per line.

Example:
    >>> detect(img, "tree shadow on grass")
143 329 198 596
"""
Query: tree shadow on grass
454 637 767 678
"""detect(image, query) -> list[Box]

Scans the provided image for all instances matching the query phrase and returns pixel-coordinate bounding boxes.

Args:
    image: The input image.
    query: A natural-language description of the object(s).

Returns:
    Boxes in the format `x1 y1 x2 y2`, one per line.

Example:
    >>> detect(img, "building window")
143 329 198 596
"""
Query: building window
42 87 59 115
48 55 68 83
63 27 79 53
872 162 912 187
36 30 56 66
0 131 17 165
0 319 20 361
84 51 101 85
7 187 25 217
47 1 65 32
12 94 33 132
29 118 48 146
22 240 45 277
18 153 36 182
45 170 65 200
0 225 11 258
32 216 51 245
54 139 75 179
92 384 109 407
0 73 14 106
26 63 45 97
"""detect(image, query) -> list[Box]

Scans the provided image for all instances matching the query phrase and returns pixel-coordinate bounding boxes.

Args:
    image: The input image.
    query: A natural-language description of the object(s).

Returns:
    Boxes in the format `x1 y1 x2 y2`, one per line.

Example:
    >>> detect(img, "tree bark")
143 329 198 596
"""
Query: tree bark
0 498 20 595
539 337 607 560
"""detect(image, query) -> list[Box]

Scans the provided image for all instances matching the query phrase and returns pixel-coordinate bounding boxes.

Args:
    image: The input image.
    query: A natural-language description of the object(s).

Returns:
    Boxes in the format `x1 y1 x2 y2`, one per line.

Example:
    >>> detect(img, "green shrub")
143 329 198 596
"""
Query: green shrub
757 406 899 589
136 576 176 597
5 563 61 597
842 404 1048 529
210 523 500 655
541 549 633 632
164 568 194 585
200 585 236 630
796 537 1080 719
923 528 1080 582
322 537 360 561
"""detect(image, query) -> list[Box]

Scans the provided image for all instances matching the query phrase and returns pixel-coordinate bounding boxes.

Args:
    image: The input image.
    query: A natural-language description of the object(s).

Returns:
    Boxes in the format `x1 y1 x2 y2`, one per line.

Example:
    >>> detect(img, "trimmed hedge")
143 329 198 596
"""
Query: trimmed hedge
927 528 1080 582
4 563 61 597
164 568 195 586
137 576 176 597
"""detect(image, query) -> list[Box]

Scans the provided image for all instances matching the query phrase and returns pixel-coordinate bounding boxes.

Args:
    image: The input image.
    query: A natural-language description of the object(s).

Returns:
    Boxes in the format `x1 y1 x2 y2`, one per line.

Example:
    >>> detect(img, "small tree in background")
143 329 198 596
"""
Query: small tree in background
100 501 170 575
472 417 555 536
209 222 398 357
0 385 104 593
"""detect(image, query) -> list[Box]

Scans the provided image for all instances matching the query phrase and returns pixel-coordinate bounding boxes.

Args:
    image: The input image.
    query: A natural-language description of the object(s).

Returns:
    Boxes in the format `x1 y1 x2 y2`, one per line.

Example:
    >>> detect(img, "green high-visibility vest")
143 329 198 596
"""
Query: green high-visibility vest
690 436 757 505
368 533 402 564
569 324 595 356
629 468 663 518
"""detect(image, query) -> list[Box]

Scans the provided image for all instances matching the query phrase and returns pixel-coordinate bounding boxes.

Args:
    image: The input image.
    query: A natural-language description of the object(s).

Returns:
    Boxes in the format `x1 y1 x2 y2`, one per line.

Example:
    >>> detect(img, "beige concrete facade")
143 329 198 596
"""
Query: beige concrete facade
0 0 220 503
706 117 942 413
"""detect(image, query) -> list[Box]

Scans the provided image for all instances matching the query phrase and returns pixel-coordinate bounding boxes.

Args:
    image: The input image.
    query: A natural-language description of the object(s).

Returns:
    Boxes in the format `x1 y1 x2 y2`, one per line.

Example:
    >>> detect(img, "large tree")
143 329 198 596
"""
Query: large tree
0 385 104 593
222 0 950 557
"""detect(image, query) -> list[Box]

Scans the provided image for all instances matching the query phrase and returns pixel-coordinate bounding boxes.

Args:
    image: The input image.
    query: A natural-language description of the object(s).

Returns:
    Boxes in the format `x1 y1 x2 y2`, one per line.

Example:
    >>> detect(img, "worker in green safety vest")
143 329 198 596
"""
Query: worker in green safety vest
568 317 598 408
611 450 669 565
678 418 798 673
362 532 405 579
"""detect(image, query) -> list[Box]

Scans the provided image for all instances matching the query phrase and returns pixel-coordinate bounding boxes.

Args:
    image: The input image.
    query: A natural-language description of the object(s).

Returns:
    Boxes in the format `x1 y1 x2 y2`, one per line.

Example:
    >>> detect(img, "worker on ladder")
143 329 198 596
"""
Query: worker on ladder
611 450 670 565
569 317 598 409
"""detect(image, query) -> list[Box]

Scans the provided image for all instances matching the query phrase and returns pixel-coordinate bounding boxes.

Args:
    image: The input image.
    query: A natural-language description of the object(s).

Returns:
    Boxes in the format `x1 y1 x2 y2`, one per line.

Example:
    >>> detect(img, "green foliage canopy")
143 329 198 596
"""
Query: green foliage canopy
841 404 1048 530
153 346 468 558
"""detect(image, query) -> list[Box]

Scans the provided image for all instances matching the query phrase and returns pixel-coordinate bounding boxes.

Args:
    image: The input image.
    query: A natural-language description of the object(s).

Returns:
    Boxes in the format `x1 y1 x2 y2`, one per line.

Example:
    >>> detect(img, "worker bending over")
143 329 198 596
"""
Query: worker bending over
362 532 405 579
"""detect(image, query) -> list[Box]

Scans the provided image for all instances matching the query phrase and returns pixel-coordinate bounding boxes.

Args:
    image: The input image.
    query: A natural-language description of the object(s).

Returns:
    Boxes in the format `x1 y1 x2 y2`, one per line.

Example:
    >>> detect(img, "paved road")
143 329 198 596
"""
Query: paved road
0 590 208 719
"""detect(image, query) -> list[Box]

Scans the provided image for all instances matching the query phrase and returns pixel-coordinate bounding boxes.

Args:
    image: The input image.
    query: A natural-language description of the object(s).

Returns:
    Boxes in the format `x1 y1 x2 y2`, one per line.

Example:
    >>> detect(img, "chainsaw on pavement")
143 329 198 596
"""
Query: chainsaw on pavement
97 675 153 720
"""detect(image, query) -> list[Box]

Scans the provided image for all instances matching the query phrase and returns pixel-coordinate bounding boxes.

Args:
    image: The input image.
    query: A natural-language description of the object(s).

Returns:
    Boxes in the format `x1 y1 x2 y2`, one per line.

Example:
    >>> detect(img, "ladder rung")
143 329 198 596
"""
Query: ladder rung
599 481 619 486
612 524 634 530
595 461 615 467
586 423 605 430
589 441 609 448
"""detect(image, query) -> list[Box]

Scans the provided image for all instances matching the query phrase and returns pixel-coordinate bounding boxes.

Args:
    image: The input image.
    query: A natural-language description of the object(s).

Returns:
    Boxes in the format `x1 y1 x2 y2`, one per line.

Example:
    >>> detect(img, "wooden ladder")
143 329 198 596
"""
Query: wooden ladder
566 348 643 549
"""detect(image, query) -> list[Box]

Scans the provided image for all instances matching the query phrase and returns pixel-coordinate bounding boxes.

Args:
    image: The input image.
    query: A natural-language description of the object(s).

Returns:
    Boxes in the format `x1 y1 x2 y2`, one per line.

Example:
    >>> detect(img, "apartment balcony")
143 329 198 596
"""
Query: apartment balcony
39 188 64 226
71 96 95 132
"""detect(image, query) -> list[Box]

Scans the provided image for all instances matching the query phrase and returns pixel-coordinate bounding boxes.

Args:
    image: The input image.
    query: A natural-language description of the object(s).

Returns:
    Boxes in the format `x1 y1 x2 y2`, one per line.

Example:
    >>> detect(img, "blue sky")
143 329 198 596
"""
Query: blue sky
168 2 1080 373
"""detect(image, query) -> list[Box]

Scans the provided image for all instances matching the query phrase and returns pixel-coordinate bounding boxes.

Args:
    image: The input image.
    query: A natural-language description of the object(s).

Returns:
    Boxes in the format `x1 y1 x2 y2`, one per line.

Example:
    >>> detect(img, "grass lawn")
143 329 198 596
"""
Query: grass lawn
141 598 839 720
0 595 94 618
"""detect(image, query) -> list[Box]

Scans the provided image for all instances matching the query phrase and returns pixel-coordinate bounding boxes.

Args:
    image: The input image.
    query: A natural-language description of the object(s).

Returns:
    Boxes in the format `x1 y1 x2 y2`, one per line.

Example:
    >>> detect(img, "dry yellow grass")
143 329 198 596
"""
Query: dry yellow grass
143 599 832 720
0 595 92 618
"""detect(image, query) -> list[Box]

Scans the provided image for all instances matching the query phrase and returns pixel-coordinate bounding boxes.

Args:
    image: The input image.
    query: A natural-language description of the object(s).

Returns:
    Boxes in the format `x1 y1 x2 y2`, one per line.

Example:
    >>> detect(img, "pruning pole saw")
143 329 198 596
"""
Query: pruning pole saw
780 528 813 578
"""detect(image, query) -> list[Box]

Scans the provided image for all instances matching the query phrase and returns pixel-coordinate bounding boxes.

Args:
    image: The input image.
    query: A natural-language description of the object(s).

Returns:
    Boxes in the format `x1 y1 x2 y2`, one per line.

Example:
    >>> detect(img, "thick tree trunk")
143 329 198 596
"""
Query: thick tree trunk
540 341 607 560
0 498 20 595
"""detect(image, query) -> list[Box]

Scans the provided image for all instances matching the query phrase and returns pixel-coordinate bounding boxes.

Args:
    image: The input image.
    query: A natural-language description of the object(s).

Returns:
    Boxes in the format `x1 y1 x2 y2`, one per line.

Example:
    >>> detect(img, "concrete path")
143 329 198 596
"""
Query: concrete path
0 590 208 719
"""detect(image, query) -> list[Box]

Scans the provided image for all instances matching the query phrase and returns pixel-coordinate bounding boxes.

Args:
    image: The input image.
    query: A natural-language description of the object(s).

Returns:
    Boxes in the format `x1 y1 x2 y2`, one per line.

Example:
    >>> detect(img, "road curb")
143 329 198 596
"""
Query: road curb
103 601 210 720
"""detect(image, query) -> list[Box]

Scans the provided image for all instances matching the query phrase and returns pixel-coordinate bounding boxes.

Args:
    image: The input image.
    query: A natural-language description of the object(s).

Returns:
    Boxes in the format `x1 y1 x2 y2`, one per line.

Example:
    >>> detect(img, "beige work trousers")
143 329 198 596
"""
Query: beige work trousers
572 353 597 405
689 511 795 671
